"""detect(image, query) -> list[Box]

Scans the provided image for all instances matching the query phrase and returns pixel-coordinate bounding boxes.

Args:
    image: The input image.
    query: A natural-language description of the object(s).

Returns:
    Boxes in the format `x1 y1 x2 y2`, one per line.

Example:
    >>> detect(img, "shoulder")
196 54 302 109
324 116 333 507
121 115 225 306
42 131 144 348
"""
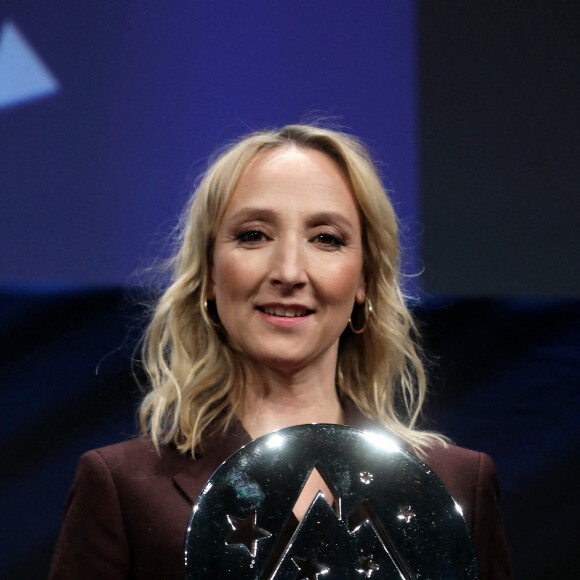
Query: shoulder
420 443 513 579
73 436 194 500
81 436 161 470
52 438 202 579
418 443 513 579
421 442 499 491
421 443 499 508
419 442 500 528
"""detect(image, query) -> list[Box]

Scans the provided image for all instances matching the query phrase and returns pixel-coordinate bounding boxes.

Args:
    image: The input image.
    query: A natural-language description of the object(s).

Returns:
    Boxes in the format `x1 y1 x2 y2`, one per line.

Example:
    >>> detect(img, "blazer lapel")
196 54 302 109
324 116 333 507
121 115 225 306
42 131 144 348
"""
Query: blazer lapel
171 419 252 505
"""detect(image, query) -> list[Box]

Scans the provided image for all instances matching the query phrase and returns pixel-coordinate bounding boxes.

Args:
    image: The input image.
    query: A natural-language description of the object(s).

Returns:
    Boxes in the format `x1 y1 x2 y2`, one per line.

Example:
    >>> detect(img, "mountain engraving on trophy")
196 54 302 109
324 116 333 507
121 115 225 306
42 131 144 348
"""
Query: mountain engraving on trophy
258 462 411 579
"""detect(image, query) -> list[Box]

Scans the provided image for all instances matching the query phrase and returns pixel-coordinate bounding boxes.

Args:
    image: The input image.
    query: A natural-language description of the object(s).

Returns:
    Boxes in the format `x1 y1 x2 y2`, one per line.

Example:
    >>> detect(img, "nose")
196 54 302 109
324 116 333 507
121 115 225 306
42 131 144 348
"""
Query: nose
269 235 308 289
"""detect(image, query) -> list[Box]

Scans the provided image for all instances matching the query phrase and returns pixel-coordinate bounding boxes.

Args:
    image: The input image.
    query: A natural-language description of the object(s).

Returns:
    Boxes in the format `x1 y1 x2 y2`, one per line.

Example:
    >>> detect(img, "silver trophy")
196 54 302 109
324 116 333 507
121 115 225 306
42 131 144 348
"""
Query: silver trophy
185 424 478 579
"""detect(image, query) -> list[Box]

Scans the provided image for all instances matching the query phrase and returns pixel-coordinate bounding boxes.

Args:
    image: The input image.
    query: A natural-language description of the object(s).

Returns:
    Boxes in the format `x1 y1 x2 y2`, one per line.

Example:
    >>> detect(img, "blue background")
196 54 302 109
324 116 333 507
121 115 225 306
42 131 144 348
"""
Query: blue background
1 1 419 288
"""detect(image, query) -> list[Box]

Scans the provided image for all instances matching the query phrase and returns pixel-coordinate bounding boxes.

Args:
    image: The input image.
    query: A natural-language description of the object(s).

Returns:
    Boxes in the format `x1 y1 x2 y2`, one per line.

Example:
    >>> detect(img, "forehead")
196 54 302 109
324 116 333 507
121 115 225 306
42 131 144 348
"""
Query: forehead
223 145 358 216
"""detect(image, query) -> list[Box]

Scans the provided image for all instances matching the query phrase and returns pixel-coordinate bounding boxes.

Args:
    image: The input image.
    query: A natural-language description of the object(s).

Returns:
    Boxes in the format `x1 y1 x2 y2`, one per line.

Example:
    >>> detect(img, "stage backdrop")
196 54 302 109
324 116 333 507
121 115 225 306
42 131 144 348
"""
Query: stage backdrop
0 1 420 289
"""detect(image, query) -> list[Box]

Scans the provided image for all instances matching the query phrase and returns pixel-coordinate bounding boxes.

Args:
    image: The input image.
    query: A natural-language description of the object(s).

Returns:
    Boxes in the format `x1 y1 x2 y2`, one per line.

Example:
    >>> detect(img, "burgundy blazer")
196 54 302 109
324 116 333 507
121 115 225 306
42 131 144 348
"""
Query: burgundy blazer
50 406 512 579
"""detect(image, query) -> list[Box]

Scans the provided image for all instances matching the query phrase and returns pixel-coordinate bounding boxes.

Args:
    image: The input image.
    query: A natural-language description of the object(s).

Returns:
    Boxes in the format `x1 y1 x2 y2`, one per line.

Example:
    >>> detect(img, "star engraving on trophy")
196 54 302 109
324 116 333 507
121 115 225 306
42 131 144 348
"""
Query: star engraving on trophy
348 500 413 579
292 550 330 579
356 554 380 577
226 511 272 557
397 506 416 524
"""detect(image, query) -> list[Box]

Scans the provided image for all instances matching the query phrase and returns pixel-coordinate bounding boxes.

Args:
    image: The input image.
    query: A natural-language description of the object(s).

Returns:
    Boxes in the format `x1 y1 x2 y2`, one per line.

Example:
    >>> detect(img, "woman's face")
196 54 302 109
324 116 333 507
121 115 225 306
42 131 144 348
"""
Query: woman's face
209 145 365 375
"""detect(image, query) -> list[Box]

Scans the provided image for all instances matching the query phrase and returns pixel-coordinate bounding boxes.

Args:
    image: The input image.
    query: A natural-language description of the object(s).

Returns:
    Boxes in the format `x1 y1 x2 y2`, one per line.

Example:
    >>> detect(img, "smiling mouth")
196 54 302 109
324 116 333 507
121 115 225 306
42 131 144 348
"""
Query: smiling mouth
257 305 313 318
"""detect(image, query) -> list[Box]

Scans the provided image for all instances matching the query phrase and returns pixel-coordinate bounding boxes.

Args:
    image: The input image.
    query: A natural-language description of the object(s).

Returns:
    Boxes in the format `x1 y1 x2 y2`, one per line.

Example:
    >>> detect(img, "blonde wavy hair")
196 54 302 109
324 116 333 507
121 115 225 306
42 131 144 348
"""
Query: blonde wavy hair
139 124 445 454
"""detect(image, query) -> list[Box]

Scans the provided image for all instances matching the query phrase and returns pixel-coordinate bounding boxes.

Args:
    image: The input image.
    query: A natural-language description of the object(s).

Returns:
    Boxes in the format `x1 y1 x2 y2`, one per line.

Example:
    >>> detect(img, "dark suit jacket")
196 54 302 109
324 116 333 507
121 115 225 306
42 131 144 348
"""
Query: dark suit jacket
50 405 512 579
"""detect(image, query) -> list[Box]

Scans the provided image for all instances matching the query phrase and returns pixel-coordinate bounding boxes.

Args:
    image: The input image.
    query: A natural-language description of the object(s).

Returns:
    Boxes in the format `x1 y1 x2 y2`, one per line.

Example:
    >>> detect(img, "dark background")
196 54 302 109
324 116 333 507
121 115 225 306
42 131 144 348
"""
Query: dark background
1 2 579 578
421 1 580 297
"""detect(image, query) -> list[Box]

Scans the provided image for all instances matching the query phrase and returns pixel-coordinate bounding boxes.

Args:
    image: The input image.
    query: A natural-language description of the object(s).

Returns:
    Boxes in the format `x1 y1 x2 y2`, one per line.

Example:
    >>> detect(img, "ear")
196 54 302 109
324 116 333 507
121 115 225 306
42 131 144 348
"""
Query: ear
355 275 366 304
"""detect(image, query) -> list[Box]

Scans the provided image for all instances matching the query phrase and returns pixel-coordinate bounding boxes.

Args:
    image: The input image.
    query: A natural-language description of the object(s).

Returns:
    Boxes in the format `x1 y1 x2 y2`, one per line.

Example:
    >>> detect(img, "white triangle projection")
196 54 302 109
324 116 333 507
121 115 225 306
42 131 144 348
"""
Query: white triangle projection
0 20 60 110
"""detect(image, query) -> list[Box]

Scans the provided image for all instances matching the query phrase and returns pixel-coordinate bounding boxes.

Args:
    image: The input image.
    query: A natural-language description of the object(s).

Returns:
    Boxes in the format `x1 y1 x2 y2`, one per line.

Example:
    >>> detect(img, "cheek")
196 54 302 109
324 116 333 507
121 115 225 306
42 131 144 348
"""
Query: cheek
213 252 260 300
319 260 364 303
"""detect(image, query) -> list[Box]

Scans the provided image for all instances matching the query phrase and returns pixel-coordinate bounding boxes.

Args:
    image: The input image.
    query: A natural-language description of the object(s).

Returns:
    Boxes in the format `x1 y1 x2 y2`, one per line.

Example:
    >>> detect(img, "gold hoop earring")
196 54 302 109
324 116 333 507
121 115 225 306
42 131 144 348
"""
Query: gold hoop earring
203 298 221 328
348 297 373 334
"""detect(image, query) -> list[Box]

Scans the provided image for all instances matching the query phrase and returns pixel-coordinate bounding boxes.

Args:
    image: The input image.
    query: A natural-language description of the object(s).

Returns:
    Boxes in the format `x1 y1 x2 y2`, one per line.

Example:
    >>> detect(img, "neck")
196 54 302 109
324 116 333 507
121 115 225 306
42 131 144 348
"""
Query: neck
237 362 344 440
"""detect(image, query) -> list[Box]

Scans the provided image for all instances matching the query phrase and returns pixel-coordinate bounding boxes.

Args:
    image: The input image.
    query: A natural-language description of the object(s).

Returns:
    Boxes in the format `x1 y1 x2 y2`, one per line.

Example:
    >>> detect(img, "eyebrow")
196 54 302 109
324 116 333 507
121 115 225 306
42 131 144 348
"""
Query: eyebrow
225 207 277 223
305 211 358 231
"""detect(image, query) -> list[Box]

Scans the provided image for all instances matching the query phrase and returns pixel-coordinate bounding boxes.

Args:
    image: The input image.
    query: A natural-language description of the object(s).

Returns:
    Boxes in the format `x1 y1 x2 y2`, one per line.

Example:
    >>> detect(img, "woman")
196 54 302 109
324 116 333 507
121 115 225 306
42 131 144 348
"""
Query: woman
50 125 512 579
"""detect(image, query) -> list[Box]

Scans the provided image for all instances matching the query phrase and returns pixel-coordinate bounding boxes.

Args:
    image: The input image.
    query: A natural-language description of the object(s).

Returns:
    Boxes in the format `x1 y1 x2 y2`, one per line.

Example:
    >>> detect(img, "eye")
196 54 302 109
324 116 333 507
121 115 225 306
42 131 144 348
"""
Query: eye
313 232 346 248
235 229 268 244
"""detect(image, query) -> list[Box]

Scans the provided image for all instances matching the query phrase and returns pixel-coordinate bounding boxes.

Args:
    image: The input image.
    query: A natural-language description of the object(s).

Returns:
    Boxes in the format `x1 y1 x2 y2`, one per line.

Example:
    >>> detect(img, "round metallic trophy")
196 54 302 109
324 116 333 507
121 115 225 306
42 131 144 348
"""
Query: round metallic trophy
185 424 478 579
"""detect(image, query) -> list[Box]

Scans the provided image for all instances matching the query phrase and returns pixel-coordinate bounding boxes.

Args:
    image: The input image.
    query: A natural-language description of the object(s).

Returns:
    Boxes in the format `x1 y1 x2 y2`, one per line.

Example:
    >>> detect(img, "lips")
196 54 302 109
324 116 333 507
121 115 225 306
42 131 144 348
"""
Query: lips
257 305 313 318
